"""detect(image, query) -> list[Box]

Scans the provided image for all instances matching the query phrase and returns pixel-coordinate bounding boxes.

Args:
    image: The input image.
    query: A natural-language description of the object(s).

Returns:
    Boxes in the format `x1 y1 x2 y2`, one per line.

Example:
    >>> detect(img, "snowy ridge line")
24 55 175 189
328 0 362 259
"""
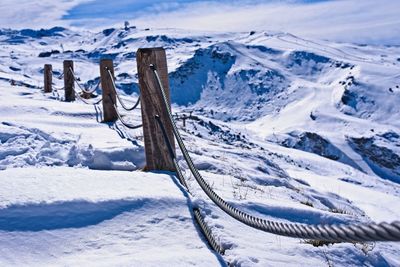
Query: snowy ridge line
108 94 143 130
106 68 141 112
151 64 400 243
69 67 100 95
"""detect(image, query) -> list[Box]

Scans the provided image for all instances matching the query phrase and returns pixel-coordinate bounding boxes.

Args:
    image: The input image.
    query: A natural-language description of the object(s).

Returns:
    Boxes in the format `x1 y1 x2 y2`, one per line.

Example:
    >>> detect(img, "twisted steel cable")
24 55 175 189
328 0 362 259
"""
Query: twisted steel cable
69 67 100 95
51 70 64 80
156 115 223 253
73 88 103 105
49 78 62 99
193 208 225 254
106 69 141 111
51 85 64 91
155 115 189 189
150 64 400 243
108 94 143 129
45 84 61 100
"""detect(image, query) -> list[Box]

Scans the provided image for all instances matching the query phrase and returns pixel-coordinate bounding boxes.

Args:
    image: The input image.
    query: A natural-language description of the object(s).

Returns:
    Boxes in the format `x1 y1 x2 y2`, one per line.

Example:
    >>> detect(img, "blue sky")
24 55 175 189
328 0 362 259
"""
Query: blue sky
63 0 330 20
0 0 399 45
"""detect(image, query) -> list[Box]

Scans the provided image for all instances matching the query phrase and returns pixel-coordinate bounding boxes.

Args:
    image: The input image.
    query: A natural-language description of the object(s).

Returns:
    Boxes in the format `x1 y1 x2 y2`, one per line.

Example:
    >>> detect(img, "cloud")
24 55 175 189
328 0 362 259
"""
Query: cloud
124 0 400 45
0 0 399 45
0 0 88 29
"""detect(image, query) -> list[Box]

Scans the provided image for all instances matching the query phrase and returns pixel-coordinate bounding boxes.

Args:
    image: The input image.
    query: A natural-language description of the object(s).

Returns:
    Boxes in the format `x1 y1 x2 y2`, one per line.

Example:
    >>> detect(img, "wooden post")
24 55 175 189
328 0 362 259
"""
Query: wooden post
63 60 75 102
44 64 52 93
137 47 175 171
100 59 117 122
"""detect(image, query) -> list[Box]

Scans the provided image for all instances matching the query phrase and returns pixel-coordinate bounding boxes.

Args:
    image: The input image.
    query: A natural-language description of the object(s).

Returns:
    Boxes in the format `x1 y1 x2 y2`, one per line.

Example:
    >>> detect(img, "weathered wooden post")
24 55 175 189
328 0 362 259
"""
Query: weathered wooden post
137 47 175 171
100 59 117 122
44 64 52 93
63 60 75 101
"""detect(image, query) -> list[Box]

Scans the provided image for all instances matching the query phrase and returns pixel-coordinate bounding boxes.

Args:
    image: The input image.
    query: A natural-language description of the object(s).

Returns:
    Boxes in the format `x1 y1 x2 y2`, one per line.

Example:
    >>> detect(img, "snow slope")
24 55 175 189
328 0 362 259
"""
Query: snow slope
0 167 223 266
0 26 399 266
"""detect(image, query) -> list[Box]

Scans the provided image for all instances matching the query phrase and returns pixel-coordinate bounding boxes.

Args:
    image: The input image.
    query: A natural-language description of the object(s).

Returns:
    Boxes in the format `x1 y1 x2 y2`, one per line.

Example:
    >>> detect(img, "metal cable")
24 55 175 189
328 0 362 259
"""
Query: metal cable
52 89 60 99
155 115 188 189
155 115 223 253
52 85 64 91
106 68 141 111
69 67 100 95
51 70 64 80
51 85 63 100
108 94 143 129
150 64 400 243
74 88 103 105
193 208 225 255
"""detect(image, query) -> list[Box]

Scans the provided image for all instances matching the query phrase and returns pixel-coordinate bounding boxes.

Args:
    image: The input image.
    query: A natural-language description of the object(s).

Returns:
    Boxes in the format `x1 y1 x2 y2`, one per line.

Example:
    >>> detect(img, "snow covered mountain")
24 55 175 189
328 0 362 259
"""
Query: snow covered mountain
0 26 399 266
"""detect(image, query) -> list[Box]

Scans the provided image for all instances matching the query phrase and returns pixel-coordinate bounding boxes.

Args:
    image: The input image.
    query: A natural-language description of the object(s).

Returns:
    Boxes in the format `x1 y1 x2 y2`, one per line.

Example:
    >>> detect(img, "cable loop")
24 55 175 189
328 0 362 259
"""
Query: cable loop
106 69 141 111
108 94 143 129
69 67 100 95
149 64 400 243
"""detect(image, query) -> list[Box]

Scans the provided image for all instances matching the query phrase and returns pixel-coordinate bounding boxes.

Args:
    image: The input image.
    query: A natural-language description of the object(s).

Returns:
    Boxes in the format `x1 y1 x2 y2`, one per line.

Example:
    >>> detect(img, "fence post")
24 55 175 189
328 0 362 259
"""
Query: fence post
63 60 75 101
100 59 117 122
44 64 52 93
137 47 175 171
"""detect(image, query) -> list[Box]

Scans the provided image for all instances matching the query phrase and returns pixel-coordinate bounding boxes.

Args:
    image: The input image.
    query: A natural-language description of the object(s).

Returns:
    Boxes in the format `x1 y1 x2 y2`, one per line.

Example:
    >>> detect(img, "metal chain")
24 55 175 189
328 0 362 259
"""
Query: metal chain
150 64 400 243
106 68 141 111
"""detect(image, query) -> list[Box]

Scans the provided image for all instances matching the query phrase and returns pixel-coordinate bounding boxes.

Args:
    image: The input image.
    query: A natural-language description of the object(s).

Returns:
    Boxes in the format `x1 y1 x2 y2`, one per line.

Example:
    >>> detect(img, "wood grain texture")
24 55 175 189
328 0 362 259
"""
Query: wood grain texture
44 64 52 93
137 47 175 171
63 60 75 102
100 59 117 122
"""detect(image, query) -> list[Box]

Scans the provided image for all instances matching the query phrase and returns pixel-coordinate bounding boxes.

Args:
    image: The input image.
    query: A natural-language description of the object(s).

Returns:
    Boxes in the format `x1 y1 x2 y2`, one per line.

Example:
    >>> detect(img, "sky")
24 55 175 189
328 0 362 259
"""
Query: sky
0 0 399 45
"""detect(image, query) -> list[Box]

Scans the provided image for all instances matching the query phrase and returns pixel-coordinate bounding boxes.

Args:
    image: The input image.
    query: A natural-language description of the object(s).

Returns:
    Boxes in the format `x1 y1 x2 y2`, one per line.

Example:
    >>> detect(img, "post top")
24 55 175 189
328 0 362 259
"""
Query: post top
100 58 114 63
137 47 165 53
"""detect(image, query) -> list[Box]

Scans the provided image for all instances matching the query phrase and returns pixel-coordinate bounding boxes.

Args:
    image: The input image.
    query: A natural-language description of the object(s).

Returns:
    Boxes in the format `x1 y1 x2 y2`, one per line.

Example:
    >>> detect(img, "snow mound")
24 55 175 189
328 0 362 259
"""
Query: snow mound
0 122 144 171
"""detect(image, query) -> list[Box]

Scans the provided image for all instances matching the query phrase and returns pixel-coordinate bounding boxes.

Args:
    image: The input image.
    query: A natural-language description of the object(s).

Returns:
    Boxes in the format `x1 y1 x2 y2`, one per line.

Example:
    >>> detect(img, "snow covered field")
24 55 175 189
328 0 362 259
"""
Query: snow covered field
0 25 400 266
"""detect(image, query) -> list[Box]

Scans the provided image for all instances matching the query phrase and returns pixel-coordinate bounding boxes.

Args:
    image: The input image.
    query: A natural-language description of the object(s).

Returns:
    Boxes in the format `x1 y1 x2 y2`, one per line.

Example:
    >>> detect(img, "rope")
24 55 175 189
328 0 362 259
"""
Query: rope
108 94 143 129
150 64 400 243
106 68 141 111
69 67 100 95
